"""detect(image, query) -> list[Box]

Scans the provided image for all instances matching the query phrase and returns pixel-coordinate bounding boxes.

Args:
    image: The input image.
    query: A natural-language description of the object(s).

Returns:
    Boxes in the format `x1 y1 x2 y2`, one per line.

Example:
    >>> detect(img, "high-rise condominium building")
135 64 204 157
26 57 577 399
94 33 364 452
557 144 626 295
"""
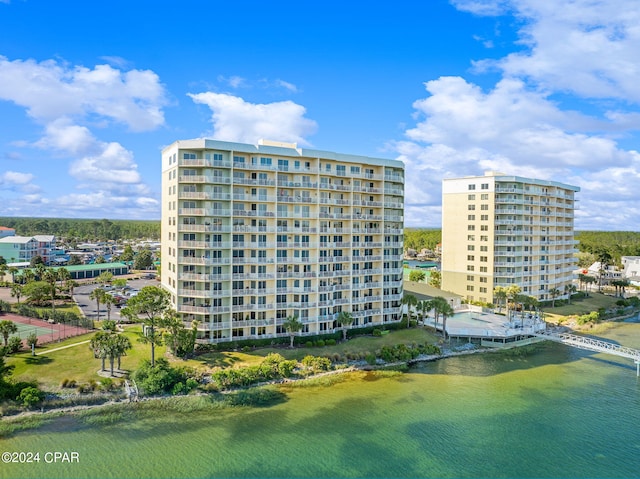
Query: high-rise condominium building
161 139 405 343
441 171 579 304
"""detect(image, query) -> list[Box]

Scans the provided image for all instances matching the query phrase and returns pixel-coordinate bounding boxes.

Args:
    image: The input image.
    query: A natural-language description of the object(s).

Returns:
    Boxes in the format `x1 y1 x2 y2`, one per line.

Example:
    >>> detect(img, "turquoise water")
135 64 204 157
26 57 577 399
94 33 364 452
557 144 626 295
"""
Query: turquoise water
2 323 640 478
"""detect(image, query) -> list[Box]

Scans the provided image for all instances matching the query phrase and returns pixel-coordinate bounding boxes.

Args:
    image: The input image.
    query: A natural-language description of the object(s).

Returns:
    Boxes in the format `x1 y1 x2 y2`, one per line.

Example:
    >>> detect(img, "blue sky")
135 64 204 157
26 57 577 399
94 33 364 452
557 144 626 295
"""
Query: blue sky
1 0 639 231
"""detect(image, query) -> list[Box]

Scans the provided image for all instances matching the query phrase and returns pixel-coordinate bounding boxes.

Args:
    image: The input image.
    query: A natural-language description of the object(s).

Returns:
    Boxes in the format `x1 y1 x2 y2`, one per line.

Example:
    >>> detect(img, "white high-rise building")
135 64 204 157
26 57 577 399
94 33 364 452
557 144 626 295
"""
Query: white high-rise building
162 139 405 343
441 171 579 304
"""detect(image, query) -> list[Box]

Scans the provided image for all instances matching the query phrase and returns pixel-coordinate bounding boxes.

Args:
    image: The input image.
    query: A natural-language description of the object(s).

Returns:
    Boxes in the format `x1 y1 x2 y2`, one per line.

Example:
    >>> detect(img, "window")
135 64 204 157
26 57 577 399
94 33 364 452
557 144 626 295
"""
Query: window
480 256 488 262
336 165 346 176
467 245 475 251
481 215 488 221
467 285 474 291
481 225 488 231
481 183 489 190
468 194 475 200
467 265 475 271
467 275 474 281
481 204 489 210
468 225 475 231
481 194 489 200
468 215 475 220
467 235 475 241
350 166 360 174
467 255 475 261
480 266 488 272
468 184 476 190
480 246 488 252
468 204 476 210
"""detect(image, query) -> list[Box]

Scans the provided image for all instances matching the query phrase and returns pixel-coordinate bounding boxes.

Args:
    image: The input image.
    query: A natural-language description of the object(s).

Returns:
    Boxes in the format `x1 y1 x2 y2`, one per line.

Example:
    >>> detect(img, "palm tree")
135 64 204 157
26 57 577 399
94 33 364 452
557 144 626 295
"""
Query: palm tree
89 287 107 321
282 314 302 348
65 279 78 298
42 268 58 314
105 334 132 376
595 248 612 292
21 268 34 284
103 294 115 321
439 301 455 340
564 284 577 304
335 311 353 341
431 297 450 332
402 294 418 328
548 288 561 308
89 331 111 372
417 300 432 326
506 285 522 320
0 320 18 347
493 286 507 314
8 266 19 284
10 283 23 304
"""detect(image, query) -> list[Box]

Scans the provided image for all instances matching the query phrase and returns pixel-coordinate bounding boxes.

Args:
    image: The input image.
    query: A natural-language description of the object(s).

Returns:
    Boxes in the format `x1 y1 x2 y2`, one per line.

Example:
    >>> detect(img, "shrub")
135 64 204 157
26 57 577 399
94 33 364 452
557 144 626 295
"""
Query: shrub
305 341 314 348
133 358 186 396
373 328 382 336
185 378 199 391
365 353 377 365
8 336 22 354
325 339 336 346
18 387 44 409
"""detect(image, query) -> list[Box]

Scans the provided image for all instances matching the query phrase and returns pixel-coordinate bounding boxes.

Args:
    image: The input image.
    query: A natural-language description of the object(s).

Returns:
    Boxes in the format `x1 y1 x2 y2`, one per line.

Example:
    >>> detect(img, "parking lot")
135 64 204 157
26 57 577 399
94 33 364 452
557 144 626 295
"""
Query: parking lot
74 278 160 322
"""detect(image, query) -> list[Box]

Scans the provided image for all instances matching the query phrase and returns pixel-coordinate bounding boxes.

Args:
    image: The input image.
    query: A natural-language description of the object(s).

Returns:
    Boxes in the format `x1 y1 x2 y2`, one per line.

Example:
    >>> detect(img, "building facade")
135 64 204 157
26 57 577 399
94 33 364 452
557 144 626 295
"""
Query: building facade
161 139 405 342
441 171 579 304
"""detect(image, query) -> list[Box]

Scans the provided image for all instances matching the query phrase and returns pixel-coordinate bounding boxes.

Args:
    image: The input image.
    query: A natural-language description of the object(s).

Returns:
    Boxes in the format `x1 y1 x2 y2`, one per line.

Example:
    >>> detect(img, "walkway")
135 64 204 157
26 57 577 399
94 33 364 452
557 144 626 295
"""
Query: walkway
534 331 640 375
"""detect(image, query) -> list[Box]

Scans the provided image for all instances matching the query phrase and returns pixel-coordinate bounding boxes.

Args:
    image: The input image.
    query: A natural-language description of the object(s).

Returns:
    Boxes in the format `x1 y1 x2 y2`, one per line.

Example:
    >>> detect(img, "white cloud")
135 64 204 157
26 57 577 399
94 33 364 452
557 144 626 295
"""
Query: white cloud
1 171 33 185
396 0 640 229
69 142 141 184
275 79 298 93
188 92 317 145
0 56 167 131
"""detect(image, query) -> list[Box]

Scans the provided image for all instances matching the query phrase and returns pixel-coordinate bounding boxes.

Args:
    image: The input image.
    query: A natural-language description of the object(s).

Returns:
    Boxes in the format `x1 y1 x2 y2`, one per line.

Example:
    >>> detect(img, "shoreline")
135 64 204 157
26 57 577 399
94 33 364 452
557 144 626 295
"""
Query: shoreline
2 318 633 426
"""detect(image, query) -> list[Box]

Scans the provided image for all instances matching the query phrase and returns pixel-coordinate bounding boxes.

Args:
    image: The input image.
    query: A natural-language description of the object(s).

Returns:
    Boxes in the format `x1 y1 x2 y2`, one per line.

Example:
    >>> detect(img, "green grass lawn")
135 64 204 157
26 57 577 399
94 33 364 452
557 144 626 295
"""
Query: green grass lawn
545 292 620 317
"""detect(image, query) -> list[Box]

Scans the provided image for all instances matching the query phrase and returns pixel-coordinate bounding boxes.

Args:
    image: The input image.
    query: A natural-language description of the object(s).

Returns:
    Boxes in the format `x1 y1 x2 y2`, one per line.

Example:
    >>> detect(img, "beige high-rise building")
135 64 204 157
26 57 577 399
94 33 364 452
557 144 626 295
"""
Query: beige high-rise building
441 171 579 304
161 138 405 343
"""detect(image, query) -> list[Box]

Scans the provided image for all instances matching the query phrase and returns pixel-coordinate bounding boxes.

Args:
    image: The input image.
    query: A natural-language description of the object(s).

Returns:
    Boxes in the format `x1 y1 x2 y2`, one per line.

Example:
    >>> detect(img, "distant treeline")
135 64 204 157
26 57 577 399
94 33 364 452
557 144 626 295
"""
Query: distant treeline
403 228 441 251
404 228 640 262
0 217 160 241
574 231 640 261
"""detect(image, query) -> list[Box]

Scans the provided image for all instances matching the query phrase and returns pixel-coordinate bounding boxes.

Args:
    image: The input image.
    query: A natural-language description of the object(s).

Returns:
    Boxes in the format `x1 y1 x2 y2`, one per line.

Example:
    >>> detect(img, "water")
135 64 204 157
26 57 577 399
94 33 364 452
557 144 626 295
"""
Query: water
3 323 640 479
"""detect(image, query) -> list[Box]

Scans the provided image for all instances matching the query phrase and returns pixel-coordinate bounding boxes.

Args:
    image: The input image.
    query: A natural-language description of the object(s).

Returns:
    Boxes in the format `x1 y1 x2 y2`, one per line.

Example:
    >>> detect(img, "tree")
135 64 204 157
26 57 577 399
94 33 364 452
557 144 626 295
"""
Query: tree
282 314 302 348
10 283 23 304
65 279 78 298
564 284 577 304
417 300 432 326
42 268 58 313
68 255 83 266
90 331 111 372
121 286 170 367
549 288 561 308
335 311 353 340
595 248 613 292
103 333 132 376
103 294 116 321
439 301 454 340
428 270 441 289
505 285 522 319
430 296 450 332
98 271 113 285
23 281 51 306
493 286 507 314
0 320 18 347
8 266 19 283
89 288 107 321
408 270 426 283
134 249 154 270
29 255 45 268
402 294 418 327
26 332 38 352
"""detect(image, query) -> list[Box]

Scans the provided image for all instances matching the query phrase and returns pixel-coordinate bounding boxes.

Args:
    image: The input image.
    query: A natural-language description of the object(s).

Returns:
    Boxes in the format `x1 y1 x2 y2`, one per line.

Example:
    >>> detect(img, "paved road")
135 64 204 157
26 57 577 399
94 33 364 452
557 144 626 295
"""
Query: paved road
74 279 160 322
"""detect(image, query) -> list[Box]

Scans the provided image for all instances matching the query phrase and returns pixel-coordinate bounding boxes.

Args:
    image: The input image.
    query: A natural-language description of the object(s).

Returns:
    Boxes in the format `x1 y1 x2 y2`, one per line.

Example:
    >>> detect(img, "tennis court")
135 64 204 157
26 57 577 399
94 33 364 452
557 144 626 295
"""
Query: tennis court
1 313 93 346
